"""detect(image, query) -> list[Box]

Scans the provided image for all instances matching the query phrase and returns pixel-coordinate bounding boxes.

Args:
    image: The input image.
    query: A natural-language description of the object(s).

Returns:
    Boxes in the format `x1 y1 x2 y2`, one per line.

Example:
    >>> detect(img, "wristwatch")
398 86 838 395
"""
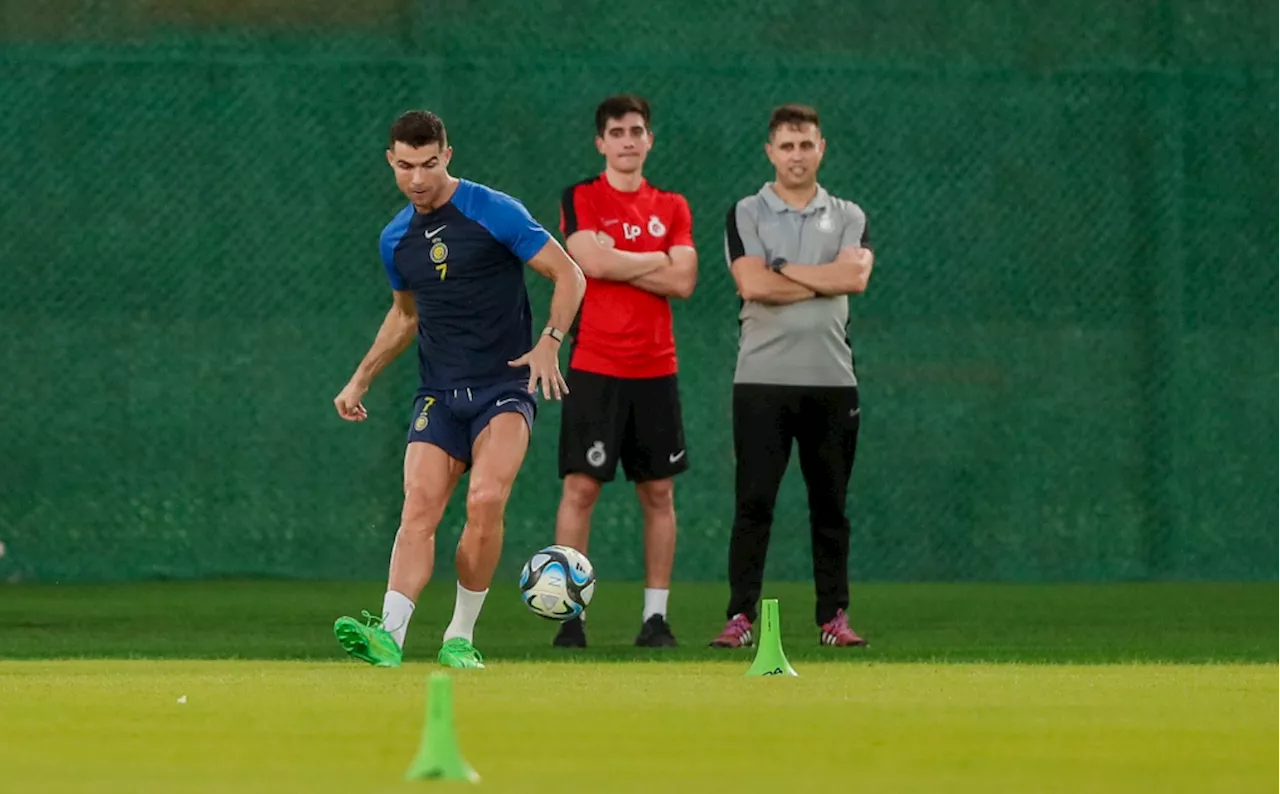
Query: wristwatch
541 326 565 343
769 256 787 272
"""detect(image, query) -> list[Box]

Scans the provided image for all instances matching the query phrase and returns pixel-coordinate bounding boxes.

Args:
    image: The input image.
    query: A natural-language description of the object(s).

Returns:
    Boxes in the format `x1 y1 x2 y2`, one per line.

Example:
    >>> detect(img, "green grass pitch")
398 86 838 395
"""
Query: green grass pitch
1 581 1275 793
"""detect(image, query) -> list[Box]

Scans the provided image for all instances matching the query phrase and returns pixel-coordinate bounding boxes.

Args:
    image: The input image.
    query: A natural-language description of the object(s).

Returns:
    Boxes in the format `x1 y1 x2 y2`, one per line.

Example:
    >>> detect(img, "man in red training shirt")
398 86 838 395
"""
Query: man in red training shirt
553 94 698 648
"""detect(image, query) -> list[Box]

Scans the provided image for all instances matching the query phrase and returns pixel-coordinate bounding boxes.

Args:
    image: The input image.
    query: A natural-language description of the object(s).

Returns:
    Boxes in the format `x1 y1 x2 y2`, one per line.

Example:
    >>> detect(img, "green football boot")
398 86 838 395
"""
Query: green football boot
438 637 485 669
333 610 402 668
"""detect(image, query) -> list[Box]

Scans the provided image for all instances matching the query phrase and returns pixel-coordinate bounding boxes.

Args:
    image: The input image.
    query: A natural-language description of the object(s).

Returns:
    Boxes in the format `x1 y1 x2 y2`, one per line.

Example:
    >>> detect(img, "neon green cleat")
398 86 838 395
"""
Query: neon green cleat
437 637 485 669
334 610 403 668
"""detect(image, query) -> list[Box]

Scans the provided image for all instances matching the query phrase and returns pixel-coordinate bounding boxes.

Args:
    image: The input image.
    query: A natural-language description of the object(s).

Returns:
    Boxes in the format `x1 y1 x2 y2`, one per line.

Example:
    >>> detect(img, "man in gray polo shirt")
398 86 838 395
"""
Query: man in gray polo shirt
711 103 873 649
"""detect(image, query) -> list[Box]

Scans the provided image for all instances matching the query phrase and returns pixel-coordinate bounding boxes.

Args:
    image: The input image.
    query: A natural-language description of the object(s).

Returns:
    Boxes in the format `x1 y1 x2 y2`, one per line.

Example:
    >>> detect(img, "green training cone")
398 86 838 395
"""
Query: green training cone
745 598 798 677
405 672 481 783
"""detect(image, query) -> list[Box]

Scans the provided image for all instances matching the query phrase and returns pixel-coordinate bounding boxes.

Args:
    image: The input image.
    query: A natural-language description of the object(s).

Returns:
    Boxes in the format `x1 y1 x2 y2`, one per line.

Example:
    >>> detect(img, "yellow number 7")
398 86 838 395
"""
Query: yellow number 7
435 263 447 280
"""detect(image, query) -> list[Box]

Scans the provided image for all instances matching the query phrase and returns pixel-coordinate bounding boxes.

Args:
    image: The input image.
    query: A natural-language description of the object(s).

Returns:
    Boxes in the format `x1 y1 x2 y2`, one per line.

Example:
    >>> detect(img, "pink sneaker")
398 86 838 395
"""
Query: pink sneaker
709 613 754 648
819 609 866 647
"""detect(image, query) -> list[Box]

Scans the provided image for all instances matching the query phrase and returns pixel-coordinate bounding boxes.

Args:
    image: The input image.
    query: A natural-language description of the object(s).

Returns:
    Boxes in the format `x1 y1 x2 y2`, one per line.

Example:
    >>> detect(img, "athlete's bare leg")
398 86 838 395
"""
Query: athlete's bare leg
635 477 677 590
440 412 531 652
387 441 467 600
555 473 603 553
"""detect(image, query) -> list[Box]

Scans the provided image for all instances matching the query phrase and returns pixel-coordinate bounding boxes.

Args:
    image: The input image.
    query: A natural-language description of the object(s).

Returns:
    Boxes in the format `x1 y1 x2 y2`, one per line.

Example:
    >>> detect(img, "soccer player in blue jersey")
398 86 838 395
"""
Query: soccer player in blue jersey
331 111 586 669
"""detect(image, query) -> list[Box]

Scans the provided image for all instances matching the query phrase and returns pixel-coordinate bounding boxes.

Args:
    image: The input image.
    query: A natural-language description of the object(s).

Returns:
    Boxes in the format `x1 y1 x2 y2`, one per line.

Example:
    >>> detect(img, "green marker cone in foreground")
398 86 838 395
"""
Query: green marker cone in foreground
405 673 481 783
745 598 799 677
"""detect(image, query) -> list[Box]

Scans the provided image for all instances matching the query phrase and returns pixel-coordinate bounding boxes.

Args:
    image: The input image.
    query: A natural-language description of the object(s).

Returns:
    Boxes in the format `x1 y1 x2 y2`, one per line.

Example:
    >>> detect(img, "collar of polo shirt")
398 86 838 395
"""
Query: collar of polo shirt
760 182 832 216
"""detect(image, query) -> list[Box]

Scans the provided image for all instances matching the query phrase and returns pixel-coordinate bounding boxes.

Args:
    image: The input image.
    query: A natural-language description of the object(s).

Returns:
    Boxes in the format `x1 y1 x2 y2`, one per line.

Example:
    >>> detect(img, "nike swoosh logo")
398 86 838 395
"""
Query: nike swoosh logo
425 225 446 238
669 450 686 463
496 398 520 407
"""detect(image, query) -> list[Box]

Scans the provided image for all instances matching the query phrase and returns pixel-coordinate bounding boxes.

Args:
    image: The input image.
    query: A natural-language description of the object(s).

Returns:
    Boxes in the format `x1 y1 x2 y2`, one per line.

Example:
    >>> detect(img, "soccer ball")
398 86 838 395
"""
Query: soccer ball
519 545 596 621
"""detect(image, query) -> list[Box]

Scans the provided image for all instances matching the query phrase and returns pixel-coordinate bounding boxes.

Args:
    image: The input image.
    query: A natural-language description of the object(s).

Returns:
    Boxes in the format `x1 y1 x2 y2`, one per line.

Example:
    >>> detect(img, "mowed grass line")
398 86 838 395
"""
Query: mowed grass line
0 660 1274 794
1 581 1275 663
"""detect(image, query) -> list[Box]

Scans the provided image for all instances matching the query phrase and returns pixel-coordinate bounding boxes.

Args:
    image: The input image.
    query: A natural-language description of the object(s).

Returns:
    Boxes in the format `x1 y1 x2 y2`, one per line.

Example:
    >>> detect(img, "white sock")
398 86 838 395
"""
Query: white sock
443 583 488 643
381 590 415 649
643 588 669 620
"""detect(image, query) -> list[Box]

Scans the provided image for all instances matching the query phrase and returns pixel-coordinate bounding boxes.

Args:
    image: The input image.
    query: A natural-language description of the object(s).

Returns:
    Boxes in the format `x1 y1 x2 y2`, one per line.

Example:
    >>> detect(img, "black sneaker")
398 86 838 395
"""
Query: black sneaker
553 616 587 648
635 614 678 647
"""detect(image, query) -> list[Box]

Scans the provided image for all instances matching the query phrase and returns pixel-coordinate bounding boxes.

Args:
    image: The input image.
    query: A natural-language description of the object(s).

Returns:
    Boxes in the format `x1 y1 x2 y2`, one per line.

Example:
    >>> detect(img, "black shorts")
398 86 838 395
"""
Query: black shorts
558 369 688 483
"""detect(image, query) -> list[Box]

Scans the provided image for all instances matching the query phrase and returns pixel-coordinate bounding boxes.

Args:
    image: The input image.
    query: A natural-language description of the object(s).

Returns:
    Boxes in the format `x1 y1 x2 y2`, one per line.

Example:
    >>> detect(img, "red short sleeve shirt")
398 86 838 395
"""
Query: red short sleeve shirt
559 176 693 379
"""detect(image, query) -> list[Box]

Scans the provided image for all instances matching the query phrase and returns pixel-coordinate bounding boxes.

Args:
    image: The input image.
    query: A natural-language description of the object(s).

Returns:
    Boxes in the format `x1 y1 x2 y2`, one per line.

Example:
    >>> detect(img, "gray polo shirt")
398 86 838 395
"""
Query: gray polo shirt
723 182 869 387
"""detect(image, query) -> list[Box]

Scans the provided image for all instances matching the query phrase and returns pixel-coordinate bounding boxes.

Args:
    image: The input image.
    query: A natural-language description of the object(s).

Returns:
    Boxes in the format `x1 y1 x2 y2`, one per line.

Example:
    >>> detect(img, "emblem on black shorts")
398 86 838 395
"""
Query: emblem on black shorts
586 441 606 468
414 415 428 432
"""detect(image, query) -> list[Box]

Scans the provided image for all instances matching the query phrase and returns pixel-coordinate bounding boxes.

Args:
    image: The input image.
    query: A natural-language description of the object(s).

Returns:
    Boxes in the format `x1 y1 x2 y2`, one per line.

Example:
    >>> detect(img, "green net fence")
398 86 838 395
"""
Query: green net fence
1 0 1276 583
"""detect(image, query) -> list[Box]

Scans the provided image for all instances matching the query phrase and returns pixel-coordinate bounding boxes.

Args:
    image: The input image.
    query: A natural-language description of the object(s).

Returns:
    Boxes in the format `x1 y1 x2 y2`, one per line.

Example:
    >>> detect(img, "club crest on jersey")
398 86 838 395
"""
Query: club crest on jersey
595 231 616 248
429 241 448 263
648 215 666 237
817 212 835 232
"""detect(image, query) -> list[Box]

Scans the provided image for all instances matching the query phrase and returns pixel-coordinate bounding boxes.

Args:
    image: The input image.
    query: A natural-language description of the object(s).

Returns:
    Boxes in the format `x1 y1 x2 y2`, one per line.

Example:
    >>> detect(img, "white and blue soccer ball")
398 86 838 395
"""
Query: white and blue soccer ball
519 545 596 621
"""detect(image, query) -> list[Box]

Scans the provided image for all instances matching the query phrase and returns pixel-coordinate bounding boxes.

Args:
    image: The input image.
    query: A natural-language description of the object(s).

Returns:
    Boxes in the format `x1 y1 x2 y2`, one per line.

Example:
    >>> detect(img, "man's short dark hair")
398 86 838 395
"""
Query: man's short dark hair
389 110 447 149
768 104 821 138
595 94 651 136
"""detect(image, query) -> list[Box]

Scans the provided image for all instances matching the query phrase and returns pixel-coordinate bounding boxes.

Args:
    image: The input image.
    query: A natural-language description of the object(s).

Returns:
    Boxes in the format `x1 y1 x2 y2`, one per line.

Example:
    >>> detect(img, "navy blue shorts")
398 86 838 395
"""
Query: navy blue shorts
406 381 537 466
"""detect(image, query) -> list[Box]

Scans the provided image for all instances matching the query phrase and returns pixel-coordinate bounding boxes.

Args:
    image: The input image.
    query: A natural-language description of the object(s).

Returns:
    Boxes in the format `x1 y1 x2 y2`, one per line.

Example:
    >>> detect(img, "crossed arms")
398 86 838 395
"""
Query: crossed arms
564 233 698 300
724 204 874 305
559 187 699 300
